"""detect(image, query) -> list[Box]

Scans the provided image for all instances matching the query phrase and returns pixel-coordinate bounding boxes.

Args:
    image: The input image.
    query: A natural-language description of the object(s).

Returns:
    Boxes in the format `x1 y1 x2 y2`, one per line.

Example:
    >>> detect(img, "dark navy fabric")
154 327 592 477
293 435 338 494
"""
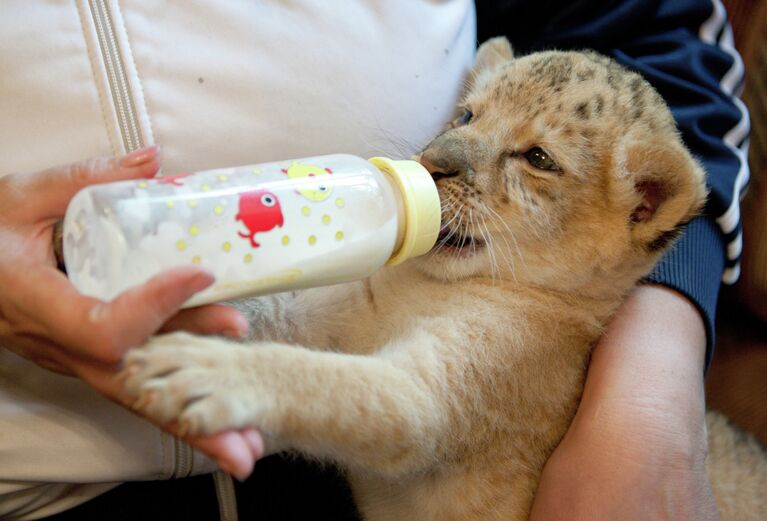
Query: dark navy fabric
477 0 748 370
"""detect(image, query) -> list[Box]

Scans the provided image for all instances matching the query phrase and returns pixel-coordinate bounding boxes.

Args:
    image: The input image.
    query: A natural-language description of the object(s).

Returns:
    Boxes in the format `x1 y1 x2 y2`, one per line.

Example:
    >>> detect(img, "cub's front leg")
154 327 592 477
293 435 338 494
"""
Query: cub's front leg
121 328 452 477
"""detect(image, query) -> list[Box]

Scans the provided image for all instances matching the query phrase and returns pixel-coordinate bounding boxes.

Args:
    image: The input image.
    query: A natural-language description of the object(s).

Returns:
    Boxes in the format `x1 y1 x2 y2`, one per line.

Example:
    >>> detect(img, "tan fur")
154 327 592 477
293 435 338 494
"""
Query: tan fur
706 411 767 518
122 38 766 520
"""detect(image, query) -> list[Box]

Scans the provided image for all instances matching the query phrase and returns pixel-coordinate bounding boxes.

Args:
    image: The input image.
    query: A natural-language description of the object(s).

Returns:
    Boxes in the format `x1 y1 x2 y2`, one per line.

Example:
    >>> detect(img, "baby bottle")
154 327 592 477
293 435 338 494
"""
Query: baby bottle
62 154 440 307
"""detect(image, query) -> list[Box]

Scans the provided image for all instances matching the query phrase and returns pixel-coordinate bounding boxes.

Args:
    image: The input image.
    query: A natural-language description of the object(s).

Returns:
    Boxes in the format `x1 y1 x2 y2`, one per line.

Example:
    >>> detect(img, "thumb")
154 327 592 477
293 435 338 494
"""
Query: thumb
12 265 215 366
7 146 161 221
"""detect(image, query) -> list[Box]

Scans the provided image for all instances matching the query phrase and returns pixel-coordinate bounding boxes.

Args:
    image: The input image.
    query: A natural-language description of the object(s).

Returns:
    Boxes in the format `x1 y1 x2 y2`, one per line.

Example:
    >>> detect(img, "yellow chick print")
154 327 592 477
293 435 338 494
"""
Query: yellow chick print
280 162 333 202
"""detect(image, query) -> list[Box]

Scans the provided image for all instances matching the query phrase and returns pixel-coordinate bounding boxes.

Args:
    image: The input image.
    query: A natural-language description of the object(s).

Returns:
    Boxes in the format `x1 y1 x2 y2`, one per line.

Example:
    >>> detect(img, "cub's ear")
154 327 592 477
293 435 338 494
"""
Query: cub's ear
474 36 514 75
465 37 514 93
622 137 708 251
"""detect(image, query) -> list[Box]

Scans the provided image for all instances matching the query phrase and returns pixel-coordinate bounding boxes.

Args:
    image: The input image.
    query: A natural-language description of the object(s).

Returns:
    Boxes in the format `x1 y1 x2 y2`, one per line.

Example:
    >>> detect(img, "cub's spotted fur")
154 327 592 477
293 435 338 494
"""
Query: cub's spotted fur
122 38 767 520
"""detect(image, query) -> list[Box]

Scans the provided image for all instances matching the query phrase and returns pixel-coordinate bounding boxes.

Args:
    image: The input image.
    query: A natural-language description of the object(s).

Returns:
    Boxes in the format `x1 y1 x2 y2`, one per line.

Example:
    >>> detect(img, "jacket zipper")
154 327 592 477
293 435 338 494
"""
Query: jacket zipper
87 0 192 479
85 4 239 518
173 433 194 478
214 471 240 521
87 0 144 153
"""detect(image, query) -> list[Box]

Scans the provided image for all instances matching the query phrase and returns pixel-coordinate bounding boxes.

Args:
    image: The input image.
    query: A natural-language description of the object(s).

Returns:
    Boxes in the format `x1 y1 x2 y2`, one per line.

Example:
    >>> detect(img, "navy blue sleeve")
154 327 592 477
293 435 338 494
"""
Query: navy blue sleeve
476 0 750 370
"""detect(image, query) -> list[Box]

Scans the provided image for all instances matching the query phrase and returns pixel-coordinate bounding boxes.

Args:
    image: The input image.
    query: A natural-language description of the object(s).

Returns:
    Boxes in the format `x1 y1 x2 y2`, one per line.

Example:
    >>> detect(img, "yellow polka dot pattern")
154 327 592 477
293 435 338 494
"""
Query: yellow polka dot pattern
137 181 148 189
157 167 354 269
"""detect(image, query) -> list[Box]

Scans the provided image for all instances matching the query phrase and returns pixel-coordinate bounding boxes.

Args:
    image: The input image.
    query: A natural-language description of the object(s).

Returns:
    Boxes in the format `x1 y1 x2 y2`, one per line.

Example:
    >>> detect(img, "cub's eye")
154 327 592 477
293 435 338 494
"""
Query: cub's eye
453 109 473 127
261 194 276 207
523 147 560 172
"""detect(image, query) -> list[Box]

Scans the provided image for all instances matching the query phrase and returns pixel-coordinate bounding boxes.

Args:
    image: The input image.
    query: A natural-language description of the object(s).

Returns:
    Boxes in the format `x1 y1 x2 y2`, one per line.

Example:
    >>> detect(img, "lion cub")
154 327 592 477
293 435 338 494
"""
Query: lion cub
122 38 767 520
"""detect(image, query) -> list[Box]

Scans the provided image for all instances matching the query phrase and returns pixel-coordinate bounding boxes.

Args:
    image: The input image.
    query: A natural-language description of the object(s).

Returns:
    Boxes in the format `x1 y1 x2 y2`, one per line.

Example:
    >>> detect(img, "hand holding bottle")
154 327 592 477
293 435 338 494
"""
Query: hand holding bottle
0 147 263 478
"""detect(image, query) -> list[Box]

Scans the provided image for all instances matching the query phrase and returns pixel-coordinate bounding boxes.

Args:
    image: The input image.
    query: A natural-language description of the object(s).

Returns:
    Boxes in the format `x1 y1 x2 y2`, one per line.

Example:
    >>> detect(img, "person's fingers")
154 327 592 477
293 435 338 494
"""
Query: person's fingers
82 266 217 359
10 265 214 364
34 358 73 375
4 146 161 221
187 431 262 480
70 364 264 480
81 362 262 481
241 428 265 459
159 304 249 339
0 331 76 375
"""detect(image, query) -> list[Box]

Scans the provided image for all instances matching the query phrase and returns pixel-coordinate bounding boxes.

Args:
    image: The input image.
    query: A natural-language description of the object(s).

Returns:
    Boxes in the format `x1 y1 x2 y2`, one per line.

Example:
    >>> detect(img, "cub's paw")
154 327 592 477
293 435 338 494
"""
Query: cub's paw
120 332 272 436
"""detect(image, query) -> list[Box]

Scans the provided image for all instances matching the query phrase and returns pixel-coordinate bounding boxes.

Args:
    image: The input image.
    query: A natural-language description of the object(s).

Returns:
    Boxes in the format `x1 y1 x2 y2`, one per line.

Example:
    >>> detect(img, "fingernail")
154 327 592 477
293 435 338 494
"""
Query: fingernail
226 315 250 339
217 458 251 481
233 465 253 482
187 270 215 293
120 145 161 167
88 302 109 323
242 429 264 459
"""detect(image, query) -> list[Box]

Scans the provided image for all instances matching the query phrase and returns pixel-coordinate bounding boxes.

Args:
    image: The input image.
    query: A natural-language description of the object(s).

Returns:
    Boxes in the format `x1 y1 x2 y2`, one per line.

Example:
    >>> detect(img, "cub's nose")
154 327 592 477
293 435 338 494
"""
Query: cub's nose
419 155 460 183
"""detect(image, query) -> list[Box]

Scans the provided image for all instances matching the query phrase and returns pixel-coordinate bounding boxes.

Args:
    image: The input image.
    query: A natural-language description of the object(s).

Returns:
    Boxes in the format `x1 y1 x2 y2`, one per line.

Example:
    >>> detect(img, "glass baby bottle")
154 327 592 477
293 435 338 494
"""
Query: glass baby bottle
62 154 440 307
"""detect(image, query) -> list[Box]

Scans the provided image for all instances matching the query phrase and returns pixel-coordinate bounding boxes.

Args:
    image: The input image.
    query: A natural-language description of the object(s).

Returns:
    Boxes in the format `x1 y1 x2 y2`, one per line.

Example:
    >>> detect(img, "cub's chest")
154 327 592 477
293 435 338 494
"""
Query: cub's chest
367 268 509 332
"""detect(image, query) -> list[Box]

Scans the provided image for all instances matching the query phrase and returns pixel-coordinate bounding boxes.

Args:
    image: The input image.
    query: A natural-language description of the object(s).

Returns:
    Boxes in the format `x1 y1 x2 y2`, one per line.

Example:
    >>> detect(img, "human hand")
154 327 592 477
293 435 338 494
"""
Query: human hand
529 285 721 521
0 147 264 478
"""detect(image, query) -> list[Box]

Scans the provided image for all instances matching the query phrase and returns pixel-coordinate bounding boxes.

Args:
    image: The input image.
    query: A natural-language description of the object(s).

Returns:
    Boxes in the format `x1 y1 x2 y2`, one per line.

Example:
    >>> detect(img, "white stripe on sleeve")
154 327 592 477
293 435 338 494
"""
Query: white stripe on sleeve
699 0 751 282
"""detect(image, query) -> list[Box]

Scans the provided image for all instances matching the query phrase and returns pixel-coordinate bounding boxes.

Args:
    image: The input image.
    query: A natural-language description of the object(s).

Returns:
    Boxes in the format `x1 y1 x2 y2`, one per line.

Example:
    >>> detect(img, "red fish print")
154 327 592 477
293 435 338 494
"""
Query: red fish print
235 189 284 248
158 172 194 186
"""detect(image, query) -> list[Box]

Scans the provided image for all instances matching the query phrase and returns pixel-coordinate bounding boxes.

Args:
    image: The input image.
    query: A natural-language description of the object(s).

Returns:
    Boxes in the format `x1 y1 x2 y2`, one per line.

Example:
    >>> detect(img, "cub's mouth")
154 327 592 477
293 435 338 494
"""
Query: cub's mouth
434 226 485 256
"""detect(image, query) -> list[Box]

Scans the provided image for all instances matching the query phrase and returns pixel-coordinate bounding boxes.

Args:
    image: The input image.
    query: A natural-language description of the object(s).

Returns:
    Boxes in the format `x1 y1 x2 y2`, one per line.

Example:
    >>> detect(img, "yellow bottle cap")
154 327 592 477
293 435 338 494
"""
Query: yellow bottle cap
369 157 441 265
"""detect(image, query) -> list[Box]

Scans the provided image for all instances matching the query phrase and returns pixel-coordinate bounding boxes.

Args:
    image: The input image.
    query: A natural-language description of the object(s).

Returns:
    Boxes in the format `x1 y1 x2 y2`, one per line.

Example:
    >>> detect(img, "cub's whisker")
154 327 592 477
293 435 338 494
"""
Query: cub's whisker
478 214 501 283
485 204 527 275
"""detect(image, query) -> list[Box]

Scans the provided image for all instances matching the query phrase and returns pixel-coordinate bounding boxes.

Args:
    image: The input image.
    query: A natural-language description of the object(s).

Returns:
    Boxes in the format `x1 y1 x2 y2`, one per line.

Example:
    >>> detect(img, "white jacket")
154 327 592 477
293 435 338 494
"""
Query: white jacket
0 0 475 518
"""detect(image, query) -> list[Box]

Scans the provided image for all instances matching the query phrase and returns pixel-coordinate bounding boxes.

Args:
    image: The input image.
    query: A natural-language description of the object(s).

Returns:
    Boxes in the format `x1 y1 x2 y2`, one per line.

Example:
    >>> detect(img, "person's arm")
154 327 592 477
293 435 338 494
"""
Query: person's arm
0 146 263 479
529 284 720 520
